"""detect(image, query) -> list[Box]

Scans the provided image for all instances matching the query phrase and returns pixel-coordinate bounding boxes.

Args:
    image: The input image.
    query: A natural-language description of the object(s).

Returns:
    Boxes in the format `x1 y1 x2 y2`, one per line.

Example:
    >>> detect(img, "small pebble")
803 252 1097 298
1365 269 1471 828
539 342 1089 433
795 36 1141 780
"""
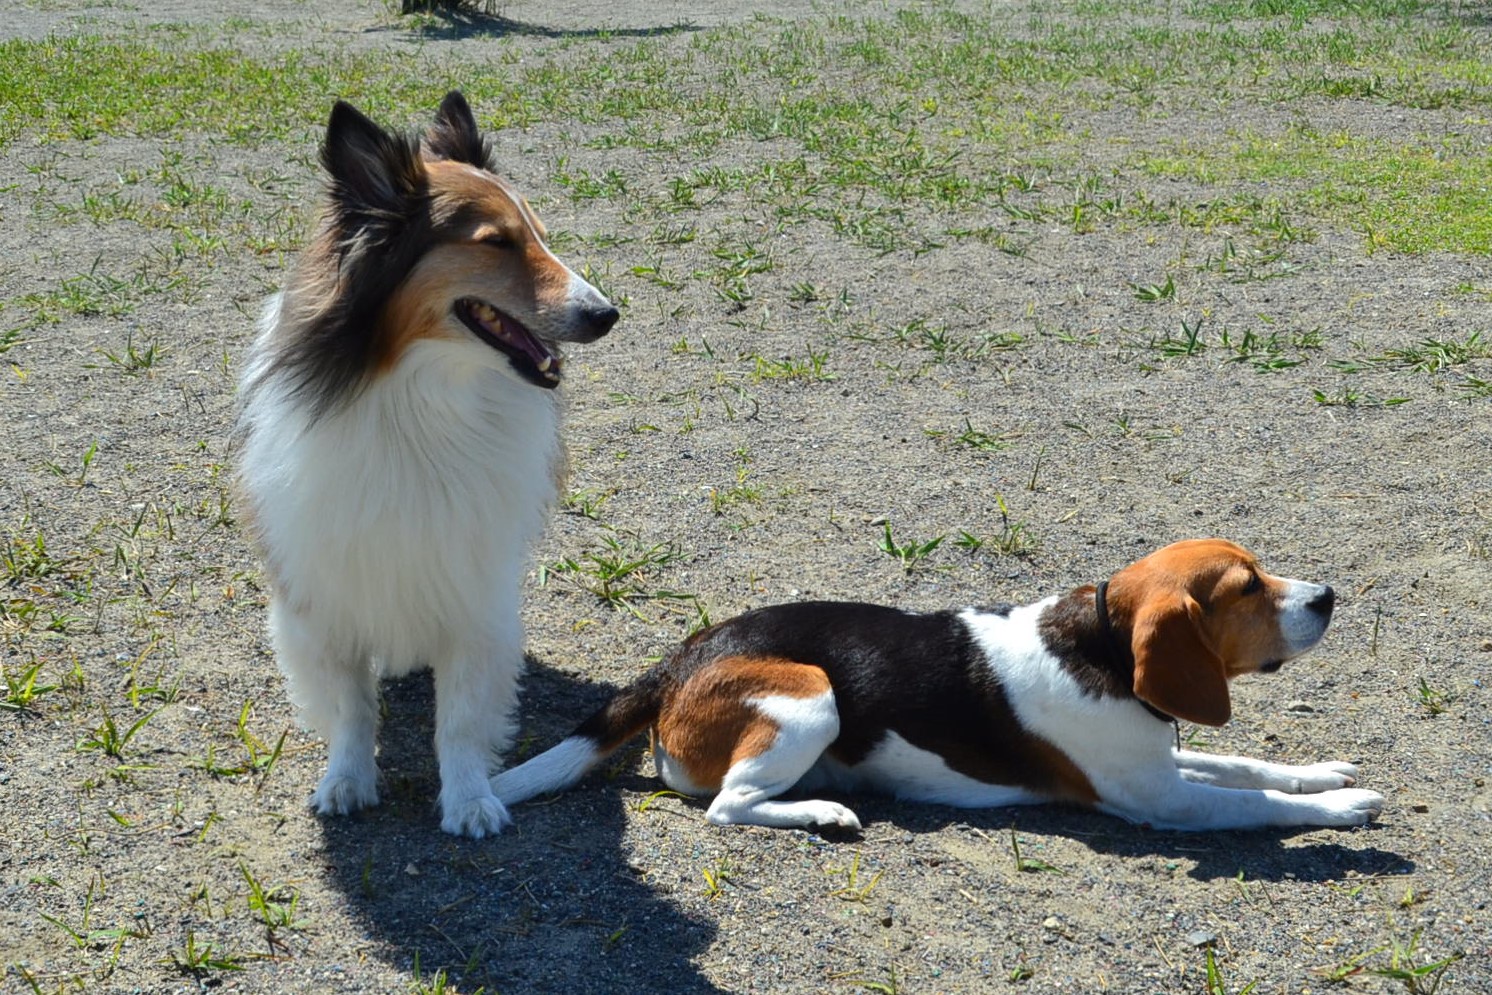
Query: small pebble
1187 929 1217 948
1285 701 1315 713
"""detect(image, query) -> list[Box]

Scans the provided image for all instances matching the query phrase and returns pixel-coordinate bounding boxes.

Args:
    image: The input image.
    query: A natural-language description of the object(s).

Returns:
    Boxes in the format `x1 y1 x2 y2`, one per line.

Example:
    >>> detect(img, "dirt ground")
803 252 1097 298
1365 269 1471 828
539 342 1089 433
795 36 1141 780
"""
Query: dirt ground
2 1 1490 993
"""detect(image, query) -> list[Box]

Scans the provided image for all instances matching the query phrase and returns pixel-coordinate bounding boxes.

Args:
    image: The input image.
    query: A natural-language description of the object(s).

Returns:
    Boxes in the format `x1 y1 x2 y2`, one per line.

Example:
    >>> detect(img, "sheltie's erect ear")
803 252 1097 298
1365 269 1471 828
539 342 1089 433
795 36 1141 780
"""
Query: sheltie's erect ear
320 100 427 246
424 91 494 170
266 100 435 419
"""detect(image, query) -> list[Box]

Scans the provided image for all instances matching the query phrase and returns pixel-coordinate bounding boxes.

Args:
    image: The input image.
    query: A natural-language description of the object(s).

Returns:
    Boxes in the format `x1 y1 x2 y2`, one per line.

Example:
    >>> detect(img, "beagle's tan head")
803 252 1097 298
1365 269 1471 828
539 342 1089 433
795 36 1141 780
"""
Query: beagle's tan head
1107 539 1335 727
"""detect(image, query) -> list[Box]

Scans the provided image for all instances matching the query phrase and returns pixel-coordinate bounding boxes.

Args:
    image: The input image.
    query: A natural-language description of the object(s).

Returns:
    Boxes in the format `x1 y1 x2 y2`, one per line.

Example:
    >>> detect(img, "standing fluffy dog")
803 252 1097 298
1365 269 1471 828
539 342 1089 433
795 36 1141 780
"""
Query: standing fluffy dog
237 92 618 837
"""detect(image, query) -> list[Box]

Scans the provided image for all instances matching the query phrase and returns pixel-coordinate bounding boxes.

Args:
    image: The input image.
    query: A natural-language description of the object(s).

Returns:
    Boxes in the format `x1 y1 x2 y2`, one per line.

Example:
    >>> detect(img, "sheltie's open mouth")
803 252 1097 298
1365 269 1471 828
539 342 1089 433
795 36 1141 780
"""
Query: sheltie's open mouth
455 298 562 389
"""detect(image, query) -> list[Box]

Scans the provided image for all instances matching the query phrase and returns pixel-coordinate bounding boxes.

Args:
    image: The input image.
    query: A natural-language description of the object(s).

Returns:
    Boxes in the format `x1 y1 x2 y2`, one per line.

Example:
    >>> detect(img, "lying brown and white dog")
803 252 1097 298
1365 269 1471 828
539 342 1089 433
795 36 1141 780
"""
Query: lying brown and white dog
494 539 1383 831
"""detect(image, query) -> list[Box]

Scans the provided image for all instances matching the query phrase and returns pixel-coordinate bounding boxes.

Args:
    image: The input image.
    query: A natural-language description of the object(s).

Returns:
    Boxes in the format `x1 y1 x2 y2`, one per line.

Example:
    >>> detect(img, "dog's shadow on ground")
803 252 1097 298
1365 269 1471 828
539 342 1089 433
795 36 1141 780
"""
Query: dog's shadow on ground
874 802 1415 884
317 659 723 994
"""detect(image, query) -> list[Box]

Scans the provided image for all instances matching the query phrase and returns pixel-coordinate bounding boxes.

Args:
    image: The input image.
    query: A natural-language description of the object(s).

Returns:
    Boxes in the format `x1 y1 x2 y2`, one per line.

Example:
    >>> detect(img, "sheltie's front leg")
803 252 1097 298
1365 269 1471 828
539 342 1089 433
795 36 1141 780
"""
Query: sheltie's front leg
270 601 381 815
432 635 522 838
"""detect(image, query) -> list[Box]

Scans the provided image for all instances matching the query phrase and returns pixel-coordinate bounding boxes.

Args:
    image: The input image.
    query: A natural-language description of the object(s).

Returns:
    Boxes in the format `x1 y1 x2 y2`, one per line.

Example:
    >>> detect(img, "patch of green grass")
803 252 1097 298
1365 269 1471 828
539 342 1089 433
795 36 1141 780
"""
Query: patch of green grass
1217 323 1320 372
876 522 944 574
926 417 1010 452
1 659 58 712
1413 677 1453 716
827 851 884 902
543 534 705 623
1202 945 1258 995
1310 386 1411 408
701 857 737 900
1148 316 1208 358
408 951 484 995
1139 127 1492 254
1461 376 1492 398
749 346 834 382
552 157 630 201
1365 928 1463 994
563 488 615 521
75 704 159 761
191 701 286 780
4 6 1488 256
1372 332 1491 373
165 931 248 978
39 873 149 970
709 462 762 515
845 964 903 994
1131 273 1176 301
1009 826 1063 874
955 494 1037 557
239 862 306 935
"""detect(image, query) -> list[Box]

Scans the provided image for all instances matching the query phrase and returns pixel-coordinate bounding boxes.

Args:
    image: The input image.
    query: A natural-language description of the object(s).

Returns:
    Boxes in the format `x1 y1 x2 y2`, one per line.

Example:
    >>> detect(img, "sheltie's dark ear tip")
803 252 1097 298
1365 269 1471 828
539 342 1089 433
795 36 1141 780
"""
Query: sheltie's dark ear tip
323 100 386 160
320 98 423 214
426 91 492 169
437 91 473 121
326 98 375 135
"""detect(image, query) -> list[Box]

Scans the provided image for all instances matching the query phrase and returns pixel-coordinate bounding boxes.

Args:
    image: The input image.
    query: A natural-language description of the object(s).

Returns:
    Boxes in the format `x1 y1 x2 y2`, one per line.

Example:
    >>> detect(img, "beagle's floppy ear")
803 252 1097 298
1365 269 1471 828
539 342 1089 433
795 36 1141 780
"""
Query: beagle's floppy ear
1131 594 1231 727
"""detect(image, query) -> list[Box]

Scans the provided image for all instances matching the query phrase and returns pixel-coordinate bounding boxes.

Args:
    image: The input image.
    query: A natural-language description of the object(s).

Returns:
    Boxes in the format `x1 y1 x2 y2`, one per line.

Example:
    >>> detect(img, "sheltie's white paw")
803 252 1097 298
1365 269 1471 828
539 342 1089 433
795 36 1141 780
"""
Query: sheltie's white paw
310 772 379 815
439 791 513 838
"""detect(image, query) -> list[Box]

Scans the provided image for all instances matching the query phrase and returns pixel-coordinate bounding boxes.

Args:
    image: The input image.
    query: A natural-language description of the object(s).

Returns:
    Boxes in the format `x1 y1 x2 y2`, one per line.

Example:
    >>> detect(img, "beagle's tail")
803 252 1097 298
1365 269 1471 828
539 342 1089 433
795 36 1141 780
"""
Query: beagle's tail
492 668 670 806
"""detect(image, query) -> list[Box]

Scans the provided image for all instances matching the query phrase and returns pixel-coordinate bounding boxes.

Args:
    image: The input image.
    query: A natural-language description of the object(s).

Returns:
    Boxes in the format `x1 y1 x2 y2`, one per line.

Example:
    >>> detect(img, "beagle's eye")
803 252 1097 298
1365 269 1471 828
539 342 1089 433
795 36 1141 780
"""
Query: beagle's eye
1241 572 1263 595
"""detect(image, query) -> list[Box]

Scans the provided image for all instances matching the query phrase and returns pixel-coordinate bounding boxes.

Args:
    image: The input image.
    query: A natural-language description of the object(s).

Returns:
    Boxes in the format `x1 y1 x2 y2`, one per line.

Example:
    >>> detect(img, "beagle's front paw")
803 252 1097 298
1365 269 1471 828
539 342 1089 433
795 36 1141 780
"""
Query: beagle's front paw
1313 787 1383 827
1287 761 1359 794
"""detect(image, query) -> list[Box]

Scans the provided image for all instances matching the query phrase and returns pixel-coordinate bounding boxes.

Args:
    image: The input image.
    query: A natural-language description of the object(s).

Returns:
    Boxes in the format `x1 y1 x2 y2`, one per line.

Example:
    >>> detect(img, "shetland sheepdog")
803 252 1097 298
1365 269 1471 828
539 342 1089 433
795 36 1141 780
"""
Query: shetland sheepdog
236 92 618 837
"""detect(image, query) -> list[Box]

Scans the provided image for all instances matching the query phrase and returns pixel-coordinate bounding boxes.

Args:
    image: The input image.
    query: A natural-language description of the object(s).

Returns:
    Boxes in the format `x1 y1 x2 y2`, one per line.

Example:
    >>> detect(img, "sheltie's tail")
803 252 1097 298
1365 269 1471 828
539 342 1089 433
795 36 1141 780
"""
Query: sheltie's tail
493 667 672 806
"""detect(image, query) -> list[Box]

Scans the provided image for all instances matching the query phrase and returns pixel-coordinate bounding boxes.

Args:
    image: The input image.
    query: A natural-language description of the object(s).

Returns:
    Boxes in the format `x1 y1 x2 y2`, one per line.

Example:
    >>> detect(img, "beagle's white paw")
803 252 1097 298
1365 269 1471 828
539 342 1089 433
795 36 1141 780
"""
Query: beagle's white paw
1313 788 1383 826
804 800 863 831
1288 761 1360 794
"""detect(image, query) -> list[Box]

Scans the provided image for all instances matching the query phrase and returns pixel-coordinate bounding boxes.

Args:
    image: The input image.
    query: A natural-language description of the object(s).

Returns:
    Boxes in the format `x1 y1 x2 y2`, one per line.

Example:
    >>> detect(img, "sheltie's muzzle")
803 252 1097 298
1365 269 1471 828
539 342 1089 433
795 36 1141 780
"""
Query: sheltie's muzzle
454 297 618 389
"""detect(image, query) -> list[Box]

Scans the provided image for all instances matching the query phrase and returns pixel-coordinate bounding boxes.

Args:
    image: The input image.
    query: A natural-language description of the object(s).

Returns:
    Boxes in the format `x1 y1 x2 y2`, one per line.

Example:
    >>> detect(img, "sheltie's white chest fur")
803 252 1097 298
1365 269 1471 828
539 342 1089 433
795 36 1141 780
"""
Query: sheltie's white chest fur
239 316 560 674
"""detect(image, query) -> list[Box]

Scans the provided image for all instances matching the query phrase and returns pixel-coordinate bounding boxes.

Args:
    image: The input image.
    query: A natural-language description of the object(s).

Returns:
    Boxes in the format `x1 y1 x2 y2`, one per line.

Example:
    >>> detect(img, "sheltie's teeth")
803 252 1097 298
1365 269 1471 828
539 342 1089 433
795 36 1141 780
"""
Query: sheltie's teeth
536 356 552 372
476 303 499 324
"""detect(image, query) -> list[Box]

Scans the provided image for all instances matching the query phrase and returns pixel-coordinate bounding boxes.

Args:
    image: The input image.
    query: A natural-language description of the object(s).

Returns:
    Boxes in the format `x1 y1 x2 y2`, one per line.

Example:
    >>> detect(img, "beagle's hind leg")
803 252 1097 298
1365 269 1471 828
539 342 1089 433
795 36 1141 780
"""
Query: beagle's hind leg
705 691 860 830
654 656 859 830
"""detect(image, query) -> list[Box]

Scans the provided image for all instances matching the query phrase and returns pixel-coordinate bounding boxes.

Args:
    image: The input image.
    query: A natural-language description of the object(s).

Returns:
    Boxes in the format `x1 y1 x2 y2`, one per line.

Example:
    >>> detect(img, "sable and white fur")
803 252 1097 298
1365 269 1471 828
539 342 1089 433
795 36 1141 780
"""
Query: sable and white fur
237 93 617 837
495 539 1384 832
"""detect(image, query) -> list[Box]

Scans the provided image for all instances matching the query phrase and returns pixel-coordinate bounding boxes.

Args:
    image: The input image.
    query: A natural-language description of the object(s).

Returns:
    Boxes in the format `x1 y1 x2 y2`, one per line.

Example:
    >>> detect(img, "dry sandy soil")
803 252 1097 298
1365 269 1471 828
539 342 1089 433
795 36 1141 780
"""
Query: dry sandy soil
1 1 1490 993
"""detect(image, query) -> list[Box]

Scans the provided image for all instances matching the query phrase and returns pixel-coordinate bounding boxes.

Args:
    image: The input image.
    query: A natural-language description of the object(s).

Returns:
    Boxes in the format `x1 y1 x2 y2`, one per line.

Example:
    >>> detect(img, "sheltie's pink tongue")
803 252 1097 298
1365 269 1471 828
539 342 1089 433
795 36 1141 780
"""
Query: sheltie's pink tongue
457 298 561 387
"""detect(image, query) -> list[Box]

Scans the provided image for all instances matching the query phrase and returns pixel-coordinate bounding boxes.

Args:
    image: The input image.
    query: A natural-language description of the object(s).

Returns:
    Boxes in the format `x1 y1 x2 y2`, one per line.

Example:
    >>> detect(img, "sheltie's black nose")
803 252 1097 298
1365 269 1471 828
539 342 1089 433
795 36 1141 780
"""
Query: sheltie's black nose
1308 586 1335 616
583 303 620 338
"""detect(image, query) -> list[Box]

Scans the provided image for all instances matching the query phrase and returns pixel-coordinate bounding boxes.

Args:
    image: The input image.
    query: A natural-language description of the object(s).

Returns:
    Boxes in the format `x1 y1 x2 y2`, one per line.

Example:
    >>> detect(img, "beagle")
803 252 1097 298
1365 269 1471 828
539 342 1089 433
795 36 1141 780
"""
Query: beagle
495 539 1383 831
